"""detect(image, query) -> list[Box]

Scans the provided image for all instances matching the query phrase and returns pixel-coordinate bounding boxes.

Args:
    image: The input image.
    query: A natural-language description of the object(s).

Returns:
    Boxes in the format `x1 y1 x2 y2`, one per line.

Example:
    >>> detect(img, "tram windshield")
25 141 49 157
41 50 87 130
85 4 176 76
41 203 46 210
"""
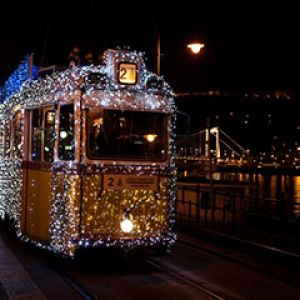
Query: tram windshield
87 109 167 160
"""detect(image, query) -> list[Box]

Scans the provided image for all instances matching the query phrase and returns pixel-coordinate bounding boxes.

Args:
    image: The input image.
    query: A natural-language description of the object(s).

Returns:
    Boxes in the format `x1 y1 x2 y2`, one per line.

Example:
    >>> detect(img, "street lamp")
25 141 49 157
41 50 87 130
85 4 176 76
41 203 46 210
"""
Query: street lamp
156 40 205 75
187 42 205 54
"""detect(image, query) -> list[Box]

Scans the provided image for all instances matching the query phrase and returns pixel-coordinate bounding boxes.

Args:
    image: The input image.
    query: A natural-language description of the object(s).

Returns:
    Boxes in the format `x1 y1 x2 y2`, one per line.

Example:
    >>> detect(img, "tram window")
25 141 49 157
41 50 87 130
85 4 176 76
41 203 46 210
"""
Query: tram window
87 109 167 160
30 107 55 162
31 108 42 161
44 110 55 162
59 104 75 161
13 112 22 159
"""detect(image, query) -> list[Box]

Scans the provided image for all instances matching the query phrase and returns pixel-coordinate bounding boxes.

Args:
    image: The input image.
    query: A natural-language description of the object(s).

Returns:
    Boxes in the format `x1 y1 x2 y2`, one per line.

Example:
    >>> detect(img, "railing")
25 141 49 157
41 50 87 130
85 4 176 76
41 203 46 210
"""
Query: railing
176 182 300 254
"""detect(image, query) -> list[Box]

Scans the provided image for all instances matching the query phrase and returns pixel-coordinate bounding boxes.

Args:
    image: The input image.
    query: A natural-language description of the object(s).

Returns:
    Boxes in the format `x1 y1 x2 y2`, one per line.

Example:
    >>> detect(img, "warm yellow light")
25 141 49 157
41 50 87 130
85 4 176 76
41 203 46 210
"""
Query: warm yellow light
144 134 158 143
46 111 55 125
12 104 21 113
120 219 133 233
93 117 103 127
187 43 205 54
118 63 137 84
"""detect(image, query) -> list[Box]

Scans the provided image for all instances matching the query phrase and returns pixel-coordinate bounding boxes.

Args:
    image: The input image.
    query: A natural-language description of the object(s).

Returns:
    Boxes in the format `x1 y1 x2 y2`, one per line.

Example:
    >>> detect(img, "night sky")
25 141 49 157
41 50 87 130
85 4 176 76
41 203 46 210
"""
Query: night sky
0 1 298 93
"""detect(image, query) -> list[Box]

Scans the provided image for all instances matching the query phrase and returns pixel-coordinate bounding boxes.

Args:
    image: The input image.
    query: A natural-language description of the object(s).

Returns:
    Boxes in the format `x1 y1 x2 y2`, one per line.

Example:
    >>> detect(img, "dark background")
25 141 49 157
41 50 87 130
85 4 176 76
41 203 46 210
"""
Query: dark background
1 1 299 153
0 1 298 93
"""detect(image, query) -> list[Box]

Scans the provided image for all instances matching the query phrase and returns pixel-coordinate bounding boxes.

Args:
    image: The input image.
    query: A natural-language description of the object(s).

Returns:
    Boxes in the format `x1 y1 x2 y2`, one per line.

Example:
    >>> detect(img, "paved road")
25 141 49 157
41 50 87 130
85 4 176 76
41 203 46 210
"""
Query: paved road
1 224 299 299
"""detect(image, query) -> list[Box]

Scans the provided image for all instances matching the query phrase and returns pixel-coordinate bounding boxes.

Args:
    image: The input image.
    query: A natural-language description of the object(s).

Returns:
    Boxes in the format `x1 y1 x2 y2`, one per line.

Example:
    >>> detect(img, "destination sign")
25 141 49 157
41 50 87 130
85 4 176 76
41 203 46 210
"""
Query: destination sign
104 175 157 191
117 63 137 85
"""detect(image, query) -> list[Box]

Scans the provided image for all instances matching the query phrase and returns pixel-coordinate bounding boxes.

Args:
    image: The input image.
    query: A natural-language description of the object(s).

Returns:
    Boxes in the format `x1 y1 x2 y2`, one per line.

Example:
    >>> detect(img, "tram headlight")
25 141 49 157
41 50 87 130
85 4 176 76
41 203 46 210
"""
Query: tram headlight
120 218 134 233
60 131 68 139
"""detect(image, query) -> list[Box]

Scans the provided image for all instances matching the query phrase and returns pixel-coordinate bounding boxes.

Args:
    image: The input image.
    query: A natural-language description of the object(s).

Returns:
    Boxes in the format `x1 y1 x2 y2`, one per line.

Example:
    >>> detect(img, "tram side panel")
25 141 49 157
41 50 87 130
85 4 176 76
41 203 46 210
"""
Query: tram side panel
21 107 56 243
24 168 51 242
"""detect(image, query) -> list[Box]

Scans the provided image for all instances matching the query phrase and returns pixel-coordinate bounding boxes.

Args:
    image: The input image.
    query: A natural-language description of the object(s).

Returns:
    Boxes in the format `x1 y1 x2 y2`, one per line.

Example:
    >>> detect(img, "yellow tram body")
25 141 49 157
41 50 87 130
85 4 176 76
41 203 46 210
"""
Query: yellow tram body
0 50 176 255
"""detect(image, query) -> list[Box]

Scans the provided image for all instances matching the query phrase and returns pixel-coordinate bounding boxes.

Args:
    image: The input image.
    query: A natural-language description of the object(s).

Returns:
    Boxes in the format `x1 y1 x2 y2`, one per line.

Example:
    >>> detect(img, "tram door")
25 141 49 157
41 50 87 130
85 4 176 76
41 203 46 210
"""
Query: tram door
23 107 55 242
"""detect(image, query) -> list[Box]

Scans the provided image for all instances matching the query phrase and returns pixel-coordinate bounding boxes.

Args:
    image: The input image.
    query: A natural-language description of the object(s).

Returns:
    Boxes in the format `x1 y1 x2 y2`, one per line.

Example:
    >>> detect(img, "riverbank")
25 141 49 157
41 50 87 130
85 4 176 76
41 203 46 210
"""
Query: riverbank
216 164 300 176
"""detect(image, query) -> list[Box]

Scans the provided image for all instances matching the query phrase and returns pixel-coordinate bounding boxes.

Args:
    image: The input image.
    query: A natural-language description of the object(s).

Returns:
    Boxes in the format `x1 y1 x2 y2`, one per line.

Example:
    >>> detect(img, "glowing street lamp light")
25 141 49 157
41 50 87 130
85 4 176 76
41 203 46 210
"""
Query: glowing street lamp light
187 42 205 54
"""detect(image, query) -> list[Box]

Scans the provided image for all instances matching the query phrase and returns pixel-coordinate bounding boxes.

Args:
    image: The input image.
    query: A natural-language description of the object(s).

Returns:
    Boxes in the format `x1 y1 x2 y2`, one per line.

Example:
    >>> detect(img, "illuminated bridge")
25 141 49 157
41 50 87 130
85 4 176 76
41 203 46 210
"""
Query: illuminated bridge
175 127 249 169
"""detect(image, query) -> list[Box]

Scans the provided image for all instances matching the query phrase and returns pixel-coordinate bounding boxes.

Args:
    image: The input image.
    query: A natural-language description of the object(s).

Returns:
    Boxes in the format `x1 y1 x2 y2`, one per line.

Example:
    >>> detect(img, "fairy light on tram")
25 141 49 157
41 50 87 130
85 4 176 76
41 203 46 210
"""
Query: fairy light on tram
0 49 176 256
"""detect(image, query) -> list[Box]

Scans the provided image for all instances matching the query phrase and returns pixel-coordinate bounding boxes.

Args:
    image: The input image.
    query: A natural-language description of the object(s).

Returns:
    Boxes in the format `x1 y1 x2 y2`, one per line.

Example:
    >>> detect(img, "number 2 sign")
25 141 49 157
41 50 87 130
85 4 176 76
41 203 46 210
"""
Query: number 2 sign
118 63 137 85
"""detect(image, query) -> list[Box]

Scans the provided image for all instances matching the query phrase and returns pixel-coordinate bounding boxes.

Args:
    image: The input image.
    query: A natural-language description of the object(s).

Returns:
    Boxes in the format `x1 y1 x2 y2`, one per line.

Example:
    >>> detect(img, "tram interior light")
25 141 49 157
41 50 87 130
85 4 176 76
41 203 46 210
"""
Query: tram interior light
120 218 134 233
46 111 55 125
144 134 158 143
93 117 103 127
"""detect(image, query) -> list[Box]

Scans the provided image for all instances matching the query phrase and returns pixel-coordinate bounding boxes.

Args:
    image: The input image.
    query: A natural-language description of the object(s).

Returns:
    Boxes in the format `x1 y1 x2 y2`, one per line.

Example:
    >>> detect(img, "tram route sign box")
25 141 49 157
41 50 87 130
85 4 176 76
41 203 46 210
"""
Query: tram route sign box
104 175 158 191
117 63 137 85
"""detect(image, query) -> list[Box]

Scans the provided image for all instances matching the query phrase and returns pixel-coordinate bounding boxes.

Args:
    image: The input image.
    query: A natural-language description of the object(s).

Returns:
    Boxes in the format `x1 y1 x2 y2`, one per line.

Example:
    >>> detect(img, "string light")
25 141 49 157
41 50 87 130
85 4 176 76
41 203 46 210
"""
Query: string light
0 55 37 104
0 49 176 256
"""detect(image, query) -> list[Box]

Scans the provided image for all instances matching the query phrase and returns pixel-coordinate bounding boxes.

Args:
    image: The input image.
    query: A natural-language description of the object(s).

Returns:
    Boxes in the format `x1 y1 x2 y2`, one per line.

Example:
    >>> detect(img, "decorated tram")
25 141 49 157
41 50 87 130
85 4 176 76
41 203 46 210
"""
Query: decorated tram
0 49 176 256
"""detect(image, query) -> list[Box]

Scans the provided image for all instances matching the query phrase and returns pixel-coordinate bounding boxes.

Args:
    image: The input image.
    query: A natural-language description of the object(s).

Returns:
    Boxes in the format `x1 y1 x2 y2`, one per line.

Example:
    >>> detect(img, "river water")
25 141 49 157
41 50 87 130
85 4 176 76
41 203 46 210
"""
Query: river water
212 172 300 217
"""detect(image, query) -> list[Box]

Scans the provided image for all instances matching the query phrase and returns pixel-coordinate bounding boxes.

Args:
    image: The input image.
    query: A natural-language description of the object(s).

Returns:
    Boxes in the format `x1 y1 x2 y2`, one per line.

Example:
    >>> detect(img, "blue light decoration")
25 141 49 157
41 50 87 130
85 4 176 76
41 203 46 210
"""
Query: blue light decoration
0 54 37 104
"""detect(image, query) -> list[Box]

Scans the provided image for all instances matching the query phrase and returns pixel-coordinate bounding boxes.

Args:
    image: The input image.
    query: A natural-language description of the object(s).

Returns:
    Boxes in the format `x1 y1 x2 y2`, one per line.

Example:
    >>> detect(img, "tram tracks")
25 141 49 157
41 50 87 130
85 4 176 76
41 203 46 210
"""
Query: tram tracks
61 276 97 300
146 258 226 300
54 264 99 300
51 233 294 300
57 251 226 300
176 234 300 288
4 220 299 300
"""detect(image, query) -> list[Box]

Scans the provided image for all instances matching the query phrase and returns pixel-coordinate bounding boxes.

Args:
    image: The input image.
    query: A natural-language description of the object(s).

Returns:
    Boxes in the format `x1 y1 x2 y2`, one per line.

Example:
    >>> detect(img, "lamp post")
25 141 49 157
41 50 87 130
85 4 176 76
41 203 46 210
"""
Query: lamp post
154 12 204 75
156 40 205 76
156 31 161 76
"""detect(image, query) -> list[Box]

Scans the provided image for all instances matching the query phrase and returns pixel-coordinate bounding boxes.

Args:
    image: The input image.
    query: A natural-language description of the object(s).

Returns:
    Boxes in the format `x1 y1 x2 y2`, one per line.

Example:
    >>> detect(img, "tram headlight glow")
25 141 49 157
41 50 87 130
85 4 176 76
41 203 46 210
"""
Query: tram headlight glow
60 131 68 139
120 219 134 233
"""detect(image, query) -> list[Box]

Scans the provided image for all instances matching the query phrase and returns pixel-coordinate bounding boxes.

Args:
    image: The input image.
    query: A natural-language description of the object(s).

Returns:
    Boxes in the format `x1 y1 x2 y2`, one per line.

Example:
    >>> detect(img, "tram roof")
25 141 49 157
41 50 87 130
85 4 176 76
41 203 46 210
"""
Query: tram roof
0 49 174 106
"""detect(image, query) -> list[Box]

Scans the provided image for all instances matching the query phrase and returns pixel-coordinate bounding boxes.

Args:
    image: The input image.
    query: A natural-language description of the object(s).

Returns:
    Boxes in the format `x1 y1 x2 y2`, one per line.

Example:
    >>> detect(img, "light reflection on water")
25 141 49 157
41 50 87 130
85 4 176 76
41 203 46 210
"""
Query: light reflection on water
213 172 300 201
293 177 300 217
183 169 300 218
